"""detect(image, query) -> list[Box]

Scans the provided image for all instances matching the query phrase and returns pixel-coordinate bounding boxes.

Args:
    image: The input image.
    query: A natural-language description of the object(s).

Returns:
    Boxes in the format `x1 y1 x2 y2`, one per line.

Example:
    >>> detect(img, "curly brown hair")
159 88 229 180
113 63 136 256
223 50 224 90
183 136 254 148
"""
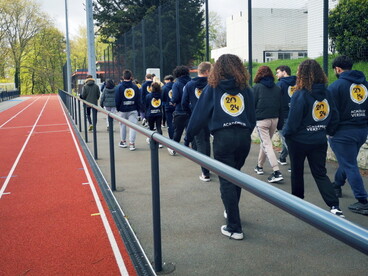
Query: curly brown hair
208 54 249 90
296 59 327 91
253 66 274 83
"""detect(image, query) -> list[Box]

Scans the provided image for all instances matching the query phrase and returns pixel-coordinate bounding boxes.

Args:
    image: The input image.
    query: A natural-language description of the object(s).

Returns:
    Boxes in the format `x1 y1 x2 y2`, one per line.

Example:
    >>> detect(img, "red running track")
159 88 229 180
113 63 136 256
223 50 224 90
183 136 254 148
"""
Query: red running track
0 95 137 275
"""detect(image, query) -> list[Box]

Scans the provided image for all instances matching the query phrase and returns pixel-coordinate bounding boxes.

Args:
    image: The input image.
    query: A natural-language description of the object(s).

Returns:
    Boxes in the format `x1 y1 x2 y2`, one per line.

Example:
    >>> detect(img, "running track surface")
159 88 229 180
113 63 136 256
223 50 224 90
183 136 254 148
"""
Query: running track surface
0 95 137 275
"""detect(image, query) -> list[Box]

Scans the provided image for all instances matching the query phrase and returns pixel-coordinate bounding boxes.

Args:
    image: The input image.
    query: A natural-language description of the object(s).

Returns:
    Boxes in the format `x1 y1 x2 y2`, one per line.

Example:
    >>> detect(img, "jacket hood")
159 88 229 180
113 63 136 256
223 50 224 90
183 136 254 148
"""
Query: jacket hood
339 70 366 84
122 80 134 87
310 83 327 101
193 77 208 89
86 78 95 85
104 87 115 94
218 78 242 95
279 76 296 86
259 76 275 88
152 91 161 99
177 75 192 84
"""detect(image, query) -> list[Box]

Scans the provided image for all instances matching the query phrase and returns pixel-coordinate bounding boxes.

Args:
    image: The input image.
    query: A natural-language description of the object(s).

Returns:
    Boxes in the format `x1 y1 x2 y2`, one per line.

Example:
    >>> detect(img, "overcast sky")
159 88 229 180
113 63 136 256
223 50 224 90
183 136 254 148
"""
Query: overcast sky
38 0 307 38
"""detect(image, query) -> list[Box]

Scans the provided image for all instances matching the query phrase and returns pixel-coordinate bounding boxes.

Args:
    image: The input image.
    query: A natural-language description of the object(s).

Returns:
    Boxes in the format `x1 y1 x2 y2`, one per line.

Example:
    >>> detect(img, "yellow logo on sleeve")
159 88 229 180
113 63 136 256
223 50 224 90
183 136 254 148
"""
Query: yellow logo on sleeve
195 88 202 99
288 85 297 98
147 86 152 93
124 88 135 99
350 83 367 104
168 90 173 99
220 93 244 117
151 98 161 108
312 99 330 121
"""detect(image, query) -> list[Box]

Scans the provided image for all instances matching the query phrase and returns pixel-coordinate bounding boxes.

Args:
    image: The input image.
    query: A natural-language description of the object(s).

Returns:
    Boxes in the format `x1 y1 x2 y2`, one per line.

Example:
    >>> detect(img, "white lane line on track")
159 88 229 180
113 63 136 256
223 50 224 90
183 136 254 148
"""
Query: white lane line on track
0 97 41 129
0 96 50 199
58 97 129 276
0 123 68 131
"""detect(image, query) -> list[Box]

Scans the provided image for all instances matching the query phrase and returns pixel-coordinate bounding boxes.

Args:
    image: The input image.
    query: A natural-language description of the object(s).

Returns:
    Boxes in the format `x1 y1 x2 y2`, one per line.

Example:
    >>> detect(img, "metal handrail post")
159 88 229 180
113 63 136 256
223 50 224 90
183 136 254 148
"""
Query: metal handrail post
83 103 88 142
78 100 82 132
150 137 162 272
108 116 116 191
92 108 98 159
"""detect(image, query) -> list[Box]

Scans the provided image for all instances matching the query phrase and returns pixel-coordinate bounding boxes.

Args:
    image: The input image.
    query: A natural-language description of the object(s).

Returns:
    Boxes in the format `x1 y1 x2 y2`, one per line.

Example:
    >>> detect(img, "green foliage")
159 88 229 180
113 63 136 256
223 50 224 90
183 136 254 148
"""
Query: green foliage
329 0 368 62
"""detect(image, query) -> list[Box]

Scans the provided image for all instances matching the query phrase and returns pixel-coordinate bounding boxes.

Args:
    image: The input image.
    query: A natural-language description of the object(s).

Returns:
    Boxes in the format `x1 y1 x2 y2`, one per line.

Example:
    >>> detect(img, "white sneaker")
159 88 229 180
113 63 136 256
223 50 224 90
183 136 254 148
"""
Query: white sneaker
146 137 150 144
119 141 127 148
129 143 136 151
159 144 163 148
199 174 211 182
221 225 243 240
224 210 227 219
167 148 176 156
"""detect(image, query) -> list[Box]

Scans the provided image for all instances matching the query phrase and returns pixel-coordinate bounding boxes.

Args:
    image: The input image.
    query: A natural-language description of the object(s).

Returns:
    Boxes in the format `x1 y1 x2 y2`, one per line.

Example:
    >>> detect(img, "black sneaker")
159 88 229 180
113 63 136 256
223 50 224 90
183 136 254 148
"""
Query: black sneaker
277 158 287 165
348 201 368 215
268 171 283 183
254 165 264 175
330 206 345 218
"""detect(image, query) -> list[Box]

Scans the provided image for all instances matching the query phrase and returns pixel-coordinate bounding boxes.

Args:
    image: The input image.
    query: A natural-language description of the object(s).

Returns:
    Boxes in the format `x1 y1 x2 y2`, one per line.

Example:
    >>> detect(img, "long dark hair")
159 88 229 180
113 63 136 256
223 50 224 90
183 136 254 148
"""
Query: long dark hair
208 54 249 90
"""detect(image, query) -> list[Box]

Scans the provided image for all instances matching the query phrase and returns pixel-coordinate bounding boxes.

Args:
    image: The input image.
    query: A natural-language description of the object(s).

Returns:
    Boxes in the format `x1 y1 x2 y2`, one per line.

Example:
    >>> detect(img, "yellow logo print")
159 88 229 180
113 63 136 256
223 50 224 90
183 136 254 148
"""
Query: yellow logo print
288 85 297 98
151 98 161 108
124 88 135 99
350 83 367 104
147 86 152 93
168 90 173 99
195 88 202 99
312 99 329 122
220 93 244 117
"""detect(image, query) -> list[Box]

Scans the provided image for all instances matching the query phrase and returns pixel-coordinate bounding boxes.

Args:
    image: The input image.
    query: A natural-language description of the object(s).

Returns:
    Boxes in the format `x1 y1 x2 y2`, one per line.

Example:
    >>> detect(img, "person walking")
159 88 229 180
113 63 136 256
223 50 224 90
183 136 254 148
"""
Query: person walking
168 65 191 155
162 75 175 139
185 54 256 240
115 70 141 151
140 73 153 127
182 61 212 182
283 59 344 218
81 74 100 131
253 66 283 183
328 55 368 215
275 65 297 167
100 79 116 131
146 82 163 148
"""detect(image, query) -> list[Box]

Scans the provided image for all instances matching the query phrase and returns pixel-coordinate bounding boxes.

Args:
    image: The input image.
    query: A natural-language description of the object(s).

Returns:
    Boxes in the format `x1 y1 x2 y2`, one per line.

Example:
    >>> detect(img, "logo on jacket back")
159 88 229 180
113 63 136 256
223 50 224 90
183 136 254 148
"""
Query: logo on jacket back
288 85 297 98
350 83 367 104
221 93 244 117
195 88 203 99
151 98 161 108
312 99 329 121
124 88 135 99
147 86 152 93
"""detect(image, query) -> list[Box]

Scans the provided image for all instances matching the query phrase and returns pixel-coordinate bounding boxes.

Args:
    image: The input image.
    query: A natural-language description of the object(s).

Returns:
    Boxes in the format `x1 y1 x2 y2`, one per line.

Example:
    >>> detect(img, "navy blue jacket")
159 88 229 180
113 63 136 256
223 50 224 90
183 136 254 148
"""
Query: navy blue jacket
162 82 175 112
185 78 256 143
328 70 368 130
276 76 297 119
182 77 208 112
115 81 141 113
283 83 339 144
140 80 153 110
146 91 162 118
171 75 191 115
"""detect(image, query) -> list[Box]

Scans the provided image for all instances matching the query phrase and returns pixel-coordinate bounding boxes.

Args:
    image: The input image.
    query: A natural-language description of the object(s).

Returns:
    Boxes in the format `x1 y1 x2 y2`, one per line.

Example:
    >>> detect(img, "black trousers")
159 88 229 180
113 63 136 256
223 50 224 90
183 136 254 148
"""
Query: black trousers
173 113 189 143
194 127 211 176
286 139 339 207
213 127 251 233
148 116 162 135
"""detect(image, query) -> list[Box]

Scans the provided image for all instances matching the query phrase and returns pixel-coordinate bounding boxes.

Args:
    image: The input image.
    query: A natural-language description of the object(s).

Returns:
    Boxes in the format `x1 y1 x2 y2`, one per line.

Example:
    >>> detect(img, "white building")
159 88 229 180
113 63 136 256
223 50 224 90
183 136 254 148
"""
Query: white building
212 0 340 62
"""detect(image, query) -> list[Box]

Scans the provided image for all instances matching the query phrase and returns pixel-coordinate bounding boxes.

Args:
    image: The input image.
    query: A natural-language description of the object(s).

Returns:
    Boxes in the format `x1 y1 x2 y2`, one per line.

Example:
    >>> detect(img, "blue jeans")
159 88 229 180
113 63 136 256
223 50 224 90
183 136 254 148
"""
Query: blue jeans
329 128 368 200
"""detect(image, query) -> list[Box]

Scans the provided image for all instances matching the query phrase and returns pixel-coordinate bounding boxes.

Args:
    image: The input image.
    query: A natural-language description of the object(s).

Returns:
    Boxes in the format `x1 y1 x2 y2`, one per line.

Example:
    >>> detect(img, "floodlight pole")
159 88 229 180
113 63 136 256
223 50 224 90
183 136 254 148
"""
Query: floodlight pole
64 0 72 93
86 0 97 78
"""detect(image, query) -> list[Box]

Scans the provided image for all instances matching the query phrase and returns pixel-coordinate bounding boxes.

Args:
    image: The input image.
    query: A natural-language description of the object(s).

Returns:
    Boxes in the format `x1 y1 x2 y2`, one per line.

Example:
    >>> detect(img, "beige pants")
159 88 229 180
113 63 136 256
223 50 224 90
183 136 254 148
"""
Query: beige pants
256 118 280 171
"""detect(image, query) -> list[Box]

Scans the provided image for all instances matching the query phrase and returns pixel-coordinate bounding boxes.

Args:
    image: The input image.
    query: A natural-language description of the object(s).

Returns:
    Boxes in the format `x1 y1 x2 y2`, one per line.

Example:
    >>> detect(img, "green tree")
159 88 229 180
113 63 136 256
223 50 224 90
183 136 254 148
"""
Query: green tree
329 0 368 61
21 27 65 94
209 11 226 49
0 0 48 93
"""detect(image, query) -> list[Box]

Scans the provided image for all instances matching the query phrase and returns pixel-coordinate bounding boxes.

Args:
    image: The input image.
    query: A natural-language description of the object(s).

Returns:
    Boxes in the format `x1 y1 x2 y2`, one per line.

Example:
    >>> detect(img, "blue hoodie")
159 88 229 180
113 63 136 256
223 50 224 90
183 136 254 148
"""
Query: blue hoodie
328 70 368 130
171 75 192 115
182 76 208 112
276 76 297 119
162 81 174 112
185 78 256 143
140 80 153 110
115 80 141 113
283 83 339 144
146 91 162 118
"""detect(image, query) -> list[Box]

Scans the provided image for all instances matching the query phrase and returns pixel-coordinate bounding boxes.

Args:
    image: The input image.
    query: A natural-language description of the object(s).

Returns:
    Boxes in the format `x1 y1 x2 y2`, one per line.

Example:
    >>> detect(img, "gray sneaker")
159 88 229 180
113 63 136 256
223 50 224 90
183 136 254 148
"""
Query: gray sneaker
348 201 368 215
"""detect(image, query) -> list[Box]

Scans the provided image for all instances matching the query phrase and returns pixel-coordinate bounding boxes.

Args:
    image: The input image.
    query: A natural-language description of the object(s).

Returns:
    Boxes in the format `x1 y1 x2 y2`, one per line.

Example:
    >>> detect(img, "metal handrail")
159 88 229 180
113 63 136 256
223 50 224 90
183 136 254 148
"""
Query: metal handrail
59 90 368 273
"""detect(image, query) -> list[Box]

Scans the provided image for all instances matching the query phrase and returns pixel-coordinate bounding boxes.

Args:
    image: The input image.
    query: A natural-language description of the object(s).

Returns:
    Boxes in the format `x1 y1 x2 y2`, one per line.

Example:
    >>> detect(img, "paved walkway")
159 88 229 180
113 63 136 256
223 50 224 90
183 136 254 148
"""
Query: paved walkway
86 104 368 275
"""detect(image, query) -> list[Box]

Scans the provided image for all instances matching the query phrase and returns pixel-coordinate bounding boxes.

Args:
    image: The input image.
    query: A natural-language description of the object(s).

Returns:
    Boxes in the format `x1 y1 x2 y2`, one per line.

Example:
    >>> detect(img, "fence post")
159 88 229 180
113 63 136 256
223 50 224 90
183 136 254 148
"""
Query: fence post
108 116 116 191
83 103 88 143
92 108 98 159
149 137 162 272
78 100 82 132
